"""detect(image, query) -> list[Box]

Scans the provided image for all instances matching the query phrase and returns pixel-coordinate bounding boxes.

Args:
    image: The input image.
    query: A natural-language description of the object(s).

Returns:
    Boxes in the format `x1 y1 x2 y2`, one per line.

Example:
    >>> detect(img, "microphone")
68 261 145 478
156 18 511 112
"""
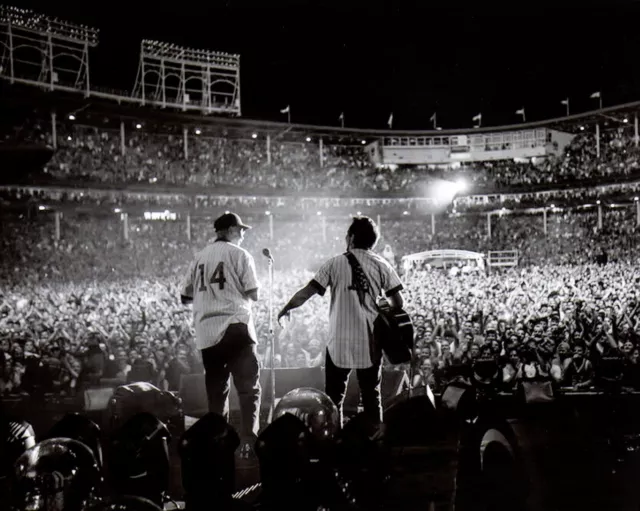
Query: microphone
262 248 274 261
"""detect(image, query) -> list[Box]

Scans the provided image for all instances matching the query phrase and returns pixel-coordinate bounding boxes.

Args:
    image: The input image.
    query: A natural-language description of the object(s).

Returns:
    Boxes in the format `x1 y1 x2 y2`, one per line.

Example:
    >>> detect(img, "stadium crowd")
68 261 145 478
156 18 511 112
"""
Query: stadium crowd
3 106 640 399
4 112 640 195
1 203 640 397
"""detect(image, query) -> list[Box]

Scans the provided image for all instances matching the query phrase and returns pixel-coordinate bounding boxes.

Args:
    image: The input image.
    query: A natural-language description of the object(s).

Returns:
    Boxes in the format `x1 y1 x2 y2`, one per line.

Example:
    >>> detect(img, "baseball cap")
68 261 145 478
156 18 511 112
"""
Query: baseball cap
214 212 251 232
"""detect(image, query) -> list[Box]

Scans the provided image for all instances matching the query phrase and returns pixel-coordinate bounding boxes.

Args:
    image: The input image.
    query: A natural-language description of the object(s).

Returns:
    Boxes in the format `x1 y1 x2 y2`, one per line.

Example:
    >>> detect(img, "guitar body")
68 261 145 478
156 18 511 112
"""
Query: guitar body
375 303 414 365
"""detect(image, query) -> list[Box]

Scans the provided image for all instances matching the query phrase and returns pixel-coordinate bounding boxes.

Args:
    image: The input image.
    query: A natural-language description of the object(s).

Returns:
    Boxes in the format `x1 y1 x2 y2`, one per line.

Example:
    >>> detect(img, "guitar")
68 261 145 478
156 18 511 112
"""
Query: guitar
344 251 415 365
374 300 414 365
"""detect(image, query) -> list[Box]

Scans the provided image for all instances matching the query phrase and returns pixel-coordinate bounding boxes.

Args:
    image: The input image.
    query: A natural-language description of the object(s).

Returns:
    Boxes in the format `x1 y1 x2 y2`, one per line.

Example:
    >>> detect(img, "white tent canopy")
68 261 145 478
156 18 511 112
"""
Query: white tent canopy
401 249 485 271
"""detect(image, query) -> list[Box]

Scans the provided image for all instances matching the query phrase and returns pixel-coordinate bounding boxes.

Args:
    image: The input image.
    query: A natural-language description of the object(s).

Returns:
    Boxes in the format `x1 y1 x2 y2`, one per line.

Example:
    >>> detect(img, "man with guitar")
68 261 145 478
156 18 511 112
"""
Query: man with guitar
277 216 406 428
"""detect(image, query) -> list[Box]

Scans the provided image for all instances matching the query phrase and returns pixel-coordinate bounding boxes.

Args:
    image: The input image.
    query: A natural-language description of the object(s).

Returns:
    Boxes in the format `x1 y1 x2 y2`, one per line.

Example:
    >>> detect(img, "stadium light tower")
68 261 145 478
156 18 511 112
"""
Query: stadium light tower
133 40 241 116
0 5 99 96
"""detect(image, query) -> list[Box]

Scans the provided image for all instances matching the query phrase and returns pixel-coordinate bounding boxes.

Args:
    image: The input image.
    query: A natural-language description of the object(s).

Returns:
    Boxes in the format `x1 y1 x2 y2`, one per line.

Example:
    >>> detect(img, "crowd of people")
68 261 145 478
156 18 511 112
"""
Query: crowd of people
1 202 640 398
39 123 418 194
4 104 640 401
408 262 640 393
4 108 640 196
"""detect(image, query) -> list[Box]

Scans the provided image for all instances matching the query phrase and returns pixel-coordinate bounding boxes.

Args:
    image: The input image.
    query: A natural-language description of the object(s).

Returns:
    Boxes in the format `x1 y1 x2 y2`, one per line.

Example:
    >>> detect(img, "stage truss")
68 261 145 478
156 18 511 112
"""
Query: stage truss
0 4 98 95
132 39 241 116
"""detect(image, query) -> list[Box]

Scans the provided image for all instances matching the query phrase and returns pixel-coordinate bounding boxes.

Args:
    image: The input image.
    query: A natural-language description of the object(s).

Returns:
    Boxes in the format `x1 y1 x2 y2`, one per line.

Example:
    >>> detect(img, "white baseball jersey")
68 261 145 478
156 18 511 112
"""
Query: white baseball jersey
311 248 404 369
181 240 260 350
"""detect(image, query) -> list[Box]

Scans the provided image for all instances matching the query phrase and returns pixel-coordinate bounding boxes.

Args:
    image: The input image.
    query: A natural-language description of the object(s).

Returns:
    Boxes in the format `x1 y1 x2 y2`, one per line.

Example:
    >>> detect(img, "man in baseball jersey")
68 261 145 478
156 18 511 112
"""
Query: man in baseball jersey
277 216 405 427
181 212 261 446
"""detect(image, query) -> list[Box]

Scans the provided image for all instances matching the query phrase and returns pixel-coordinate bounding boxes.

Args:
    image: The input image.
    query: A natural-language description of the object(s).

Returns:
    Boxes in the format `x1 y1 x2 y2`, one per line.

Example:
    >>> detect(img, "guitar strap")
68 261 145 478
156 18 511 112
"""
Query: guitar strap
344 252 377 308
345 252 384 365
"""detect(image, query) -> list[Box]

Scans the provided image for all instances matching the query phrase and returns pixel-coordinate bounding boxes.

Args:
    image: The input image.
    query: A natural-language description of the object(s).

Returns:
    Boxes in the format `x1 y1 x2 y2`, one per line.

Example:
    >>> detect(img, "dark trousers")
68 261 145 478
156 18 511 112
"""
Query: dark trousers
201 323 261 439
325 349 383 427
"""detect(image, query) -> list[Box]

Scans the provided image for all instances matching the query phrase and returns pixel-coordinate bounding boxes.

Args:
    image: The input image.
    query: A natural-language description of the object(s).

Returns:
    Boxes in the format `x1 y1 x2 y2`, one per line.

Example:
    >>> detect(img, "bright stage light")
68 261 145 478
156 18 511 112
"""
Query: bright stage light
455 178 468 193
46 414 104 472
14 438 101 511
430 179 460 204
109 412 170 508
255 413 312 508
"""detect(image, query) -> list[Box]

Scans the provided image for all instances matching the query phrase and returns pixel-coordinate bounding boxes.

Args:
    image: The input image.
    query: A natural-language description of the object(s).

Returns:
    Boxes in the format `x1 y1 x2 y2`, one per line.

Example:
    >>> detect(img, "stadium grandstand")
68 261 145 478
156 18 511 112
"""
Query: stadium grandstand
3 3 640 511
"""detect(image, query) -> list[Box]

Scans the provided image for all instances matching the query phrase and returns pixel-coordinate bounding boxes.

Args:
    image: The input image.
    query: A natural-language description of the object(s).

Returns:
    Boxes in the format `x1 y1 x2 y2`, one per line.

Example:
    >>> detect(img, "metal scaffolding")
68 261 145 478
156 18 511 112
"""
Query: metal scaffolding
132 39 241 116
0 4 98 95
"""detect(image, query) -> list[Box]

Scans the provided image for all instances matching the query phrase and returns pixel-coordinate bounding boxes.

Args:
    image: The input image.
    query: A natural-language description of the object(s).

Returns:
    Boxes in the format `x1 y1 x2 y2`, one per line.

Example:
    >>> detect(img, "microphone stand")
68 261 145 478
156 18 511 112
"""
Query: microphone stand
267 256 276 423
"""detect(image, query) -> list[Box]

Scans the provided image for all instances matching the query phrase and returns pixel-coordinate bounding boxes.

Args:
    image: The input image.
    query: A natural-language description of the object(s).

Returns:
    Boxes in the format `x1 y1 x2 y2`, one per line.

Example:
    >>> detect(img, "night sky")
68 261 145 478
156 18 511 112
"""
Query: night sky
15 0 640 130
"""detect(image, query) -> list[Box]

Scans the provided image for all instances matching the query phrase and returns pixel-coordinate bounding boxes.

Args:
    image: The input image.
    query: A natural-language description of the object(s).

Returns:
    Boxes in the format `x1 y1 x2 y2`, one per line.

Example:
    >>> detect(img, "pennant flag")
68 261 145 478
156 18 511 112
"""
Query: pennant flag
429 112 436 122
387 113 394 128
561 99 569 105
338 112 344 121
472 113 482 122
280 105 290 114
515 108 525 116
590 91 601 99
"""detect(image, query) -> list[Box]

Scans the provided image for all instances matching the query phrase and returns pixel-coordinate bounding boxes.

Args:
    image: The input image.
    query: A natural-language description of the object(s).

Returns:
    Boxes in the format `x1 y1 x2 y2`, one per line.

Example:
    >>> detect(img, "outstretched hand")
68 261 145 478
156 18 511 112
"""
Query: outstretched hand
277 308 290 327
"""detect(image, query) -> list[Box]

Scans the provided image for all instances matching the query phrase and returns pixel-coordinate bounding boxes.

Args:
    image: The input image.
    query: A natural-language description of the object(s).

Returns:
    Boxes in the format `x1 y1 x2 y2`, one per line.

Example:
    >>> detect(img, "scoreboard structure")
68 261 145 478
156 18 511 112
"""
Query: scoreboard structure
132 39 241 116
0 4 241 116
0 4 99 96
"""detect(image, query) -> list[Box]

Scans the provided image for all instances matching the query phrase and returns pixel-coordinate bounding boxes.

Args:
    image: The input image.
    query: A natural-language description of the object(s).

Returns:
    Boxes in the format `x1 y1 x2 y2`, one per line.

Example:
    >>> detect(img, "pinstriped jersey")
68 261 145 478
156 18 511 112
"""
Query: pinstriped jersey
181 240 260 350
311 248 403 369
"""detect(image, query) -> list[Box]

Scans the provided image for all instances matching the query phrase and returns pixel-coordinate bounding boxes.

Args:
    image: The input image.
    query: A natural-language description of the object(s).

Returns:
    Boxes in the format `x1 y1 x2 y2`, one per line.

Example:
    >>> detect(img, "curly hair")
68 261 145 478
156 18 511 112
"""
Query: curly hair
347 216 380 250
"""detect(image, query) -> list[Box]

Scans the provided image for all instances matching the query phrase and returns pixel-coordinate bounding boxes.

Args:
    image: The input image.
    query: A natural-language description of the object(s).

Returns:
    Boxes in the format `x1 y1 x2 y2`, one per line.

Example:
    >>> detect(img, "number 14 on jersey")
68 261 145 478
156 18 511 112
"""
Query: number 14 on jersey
198 262 226 292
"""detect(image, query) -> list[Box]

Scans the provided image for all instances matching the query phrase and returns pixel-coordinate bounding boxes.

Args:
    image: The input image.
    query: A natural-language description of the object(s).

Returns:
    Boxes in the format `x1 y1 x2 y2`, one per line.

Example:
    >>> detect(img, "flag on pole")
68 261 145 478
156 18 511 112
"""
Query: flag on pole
387 113 393 128
515 108 526 122
472 113 482 122
590 91 601 99
338 112 344 121
280 105 290 114
561 99 569 106
430 112 436 122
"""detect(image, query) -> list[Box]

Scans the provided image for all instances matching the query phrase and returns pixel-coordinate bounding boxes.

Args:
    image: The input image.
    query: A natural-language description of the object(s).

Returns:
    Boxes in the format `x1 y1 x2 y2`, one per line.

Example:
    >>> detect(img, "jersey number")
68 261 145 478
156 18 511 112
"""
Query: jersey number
198 262 226 292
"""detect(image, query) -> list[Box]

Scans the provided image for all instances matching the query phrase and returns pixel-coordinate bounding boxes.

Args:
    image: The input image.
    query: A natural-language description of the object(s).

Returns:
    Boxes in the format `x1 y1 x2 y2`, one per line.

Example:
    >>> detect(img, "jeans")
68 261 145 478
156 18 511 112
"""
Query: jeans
201 323 261 439
324 349 383 427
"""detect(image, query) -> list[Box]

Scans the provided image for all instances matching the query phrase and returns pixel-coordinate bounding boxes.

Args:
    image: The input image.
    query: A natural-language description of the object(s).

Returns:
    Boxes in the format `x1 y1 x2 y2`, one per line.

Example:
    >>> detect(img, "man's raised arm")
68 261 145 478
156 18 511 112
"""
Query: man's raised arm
277 282 320 325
